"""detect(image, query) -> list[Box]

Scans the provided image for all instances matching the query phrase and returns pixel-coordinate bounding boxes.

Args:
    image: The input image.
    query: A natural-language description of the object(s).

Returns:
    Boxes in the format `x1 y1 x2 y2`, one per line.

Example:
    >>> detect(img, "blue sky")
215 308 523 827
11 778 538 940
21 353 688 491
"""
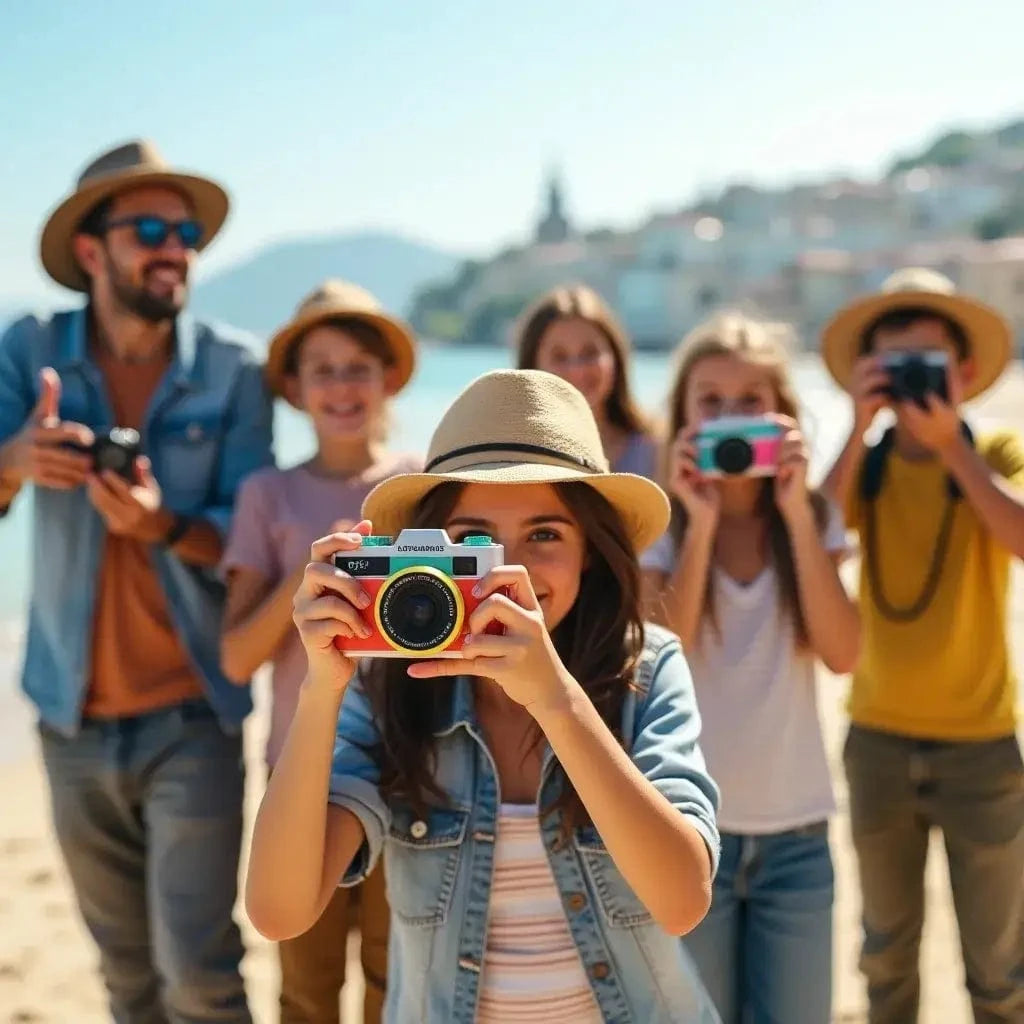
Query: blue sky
3 1 1022 304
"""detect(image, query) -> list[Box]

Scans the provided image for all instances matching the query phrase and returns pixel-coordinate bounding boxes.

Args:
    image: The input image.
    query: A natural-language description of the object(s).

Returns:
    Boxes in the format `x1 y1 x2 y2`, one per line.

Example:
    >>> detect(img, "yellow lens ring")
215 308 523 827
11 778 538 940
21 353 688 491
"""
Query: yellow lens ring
373 564 466 656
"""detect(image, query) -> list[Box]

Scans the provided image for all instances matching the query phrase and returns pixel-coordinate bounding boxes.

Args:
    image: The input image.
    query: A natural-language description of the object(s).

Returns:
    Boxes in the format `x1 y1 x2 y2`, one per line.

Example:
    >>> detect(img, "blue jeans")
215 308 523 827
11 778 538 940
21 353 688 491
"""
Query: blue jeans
683 824 834 1024
39 700 251 1024
844 725 1024 1024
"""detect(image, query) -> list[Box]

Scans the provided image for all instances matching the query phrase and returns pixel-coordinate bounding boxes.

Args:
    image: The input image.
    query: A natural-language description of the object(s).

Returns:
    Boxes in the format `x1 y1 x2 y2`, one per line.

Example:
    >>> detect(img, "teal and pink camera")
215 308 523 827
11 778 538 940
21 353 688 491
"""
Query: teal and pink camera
333 529 506 658
695 416 784 478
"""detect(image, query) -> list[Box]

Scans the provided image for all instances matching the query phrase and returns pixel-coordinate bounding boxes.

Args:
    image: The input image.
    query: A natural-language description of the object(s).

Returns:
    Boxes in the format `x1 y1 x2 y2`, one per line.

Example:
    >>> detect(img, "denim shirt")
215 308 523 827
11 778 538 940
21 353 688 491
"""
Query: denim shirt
329 623 722 1024
0 308 274 735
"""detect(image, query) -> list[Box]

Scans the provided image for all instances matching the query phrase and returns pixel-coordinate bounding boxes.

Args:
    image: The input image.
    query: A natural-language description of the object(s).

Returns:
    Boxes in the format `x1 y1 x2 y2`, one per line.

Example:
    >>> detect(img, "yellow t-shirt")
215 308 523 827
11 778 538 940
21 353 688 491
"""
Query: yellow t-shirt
845 430 1024 740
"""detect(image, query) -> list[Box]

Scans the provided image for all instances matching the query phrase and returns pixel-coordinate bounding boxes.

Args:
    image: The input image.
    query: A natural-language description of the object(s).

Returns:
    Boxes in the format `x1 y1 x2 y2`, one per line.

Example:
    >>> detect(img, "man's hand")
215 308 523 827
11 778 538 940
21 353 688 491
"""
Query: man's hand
0 367 95 489
87 456 172 542
848 354 891 434
898 366 964 455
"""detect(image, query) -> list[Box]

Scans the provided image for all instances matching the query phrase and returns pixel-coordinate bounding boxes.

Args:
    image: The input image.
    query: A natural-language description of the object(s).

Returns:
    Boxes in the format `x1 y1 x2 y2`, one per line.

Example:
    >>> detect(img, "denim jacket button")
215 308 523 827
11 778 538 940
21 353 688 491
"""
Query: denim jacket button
410 819 428 839
185 422 204 442
590 961 611 980
566 892 586 912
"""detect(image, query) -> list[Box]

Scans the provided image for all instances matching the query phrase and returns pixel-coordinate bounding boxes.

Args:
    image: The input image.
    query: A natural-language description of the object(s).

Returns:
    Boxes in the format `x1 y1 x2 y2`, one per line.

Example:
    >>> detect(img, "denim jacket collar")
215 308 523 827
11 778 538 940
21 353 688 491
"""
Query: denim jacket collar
54 305 200 390
432 676 476 738
431 675 558 778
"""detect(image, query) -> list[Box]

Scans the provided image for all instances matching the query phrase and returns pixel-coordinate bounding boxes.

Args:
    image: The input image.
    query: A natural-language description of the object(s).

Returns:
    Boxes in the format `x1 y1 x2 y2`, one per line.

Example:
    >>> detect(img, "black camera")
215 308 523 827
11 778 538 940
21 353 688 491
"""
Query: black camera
879 350 949 405
66 427 142 480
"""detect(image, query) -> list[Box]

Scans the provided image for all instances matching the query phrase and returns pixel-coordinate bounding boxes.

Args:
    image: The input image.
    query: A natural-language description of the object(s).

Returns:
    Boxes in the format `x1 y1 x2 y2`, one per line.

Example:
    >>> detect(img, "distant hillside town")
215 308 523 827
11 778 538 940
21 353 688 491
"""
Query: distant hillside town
411 117 1024 353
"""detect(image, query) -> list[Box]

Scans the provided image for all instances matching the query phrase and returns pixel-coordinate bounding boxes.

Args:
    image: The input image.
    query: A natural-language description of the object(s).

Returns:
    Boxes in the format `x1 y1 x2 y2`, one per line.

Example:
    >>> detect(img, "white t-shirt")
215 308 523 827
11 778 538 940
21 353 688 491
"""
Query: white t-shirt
640 505 847 834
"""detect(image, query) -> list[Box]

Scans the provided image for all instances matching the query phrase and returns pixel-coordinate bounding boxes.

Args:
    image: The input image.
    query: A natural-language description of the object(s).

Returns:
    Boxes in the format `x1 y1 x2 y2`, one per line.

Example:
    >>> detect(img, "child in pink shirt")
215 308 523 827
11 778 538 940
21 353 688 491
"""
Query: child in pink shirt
221 280 422 1022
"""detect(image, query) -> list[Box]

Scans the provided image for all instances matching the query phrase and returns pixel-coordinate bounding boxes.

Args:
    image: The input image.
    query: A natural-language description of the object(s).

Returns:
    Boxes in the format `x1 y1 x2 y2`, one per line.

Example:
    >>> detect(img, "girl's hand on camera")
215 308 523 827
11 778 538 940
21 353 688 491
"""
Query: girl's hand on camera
668 426 720 529
407 565 577 719
293 520 374 694
772 416 812 521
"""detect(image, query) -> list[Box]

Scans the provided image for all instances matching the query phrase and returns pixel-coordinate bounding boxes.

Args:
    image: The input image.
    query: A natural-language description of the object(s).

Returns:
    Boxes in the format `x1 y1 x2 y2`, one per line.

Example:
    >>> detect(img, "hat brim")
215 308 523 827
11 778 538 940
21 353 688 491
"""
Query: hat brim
362 462 670 553
40 169 229 292
821 290 1011 401
265 306 417 405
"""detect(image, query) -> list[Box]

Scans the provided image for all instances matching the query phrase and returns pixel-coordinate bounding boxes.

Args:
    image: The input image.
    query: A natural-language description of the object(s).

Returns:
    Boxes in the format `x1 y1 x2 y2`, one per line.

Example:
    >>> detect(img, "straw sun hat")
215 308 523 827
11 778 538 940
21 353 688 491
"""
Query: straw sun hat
40 139 229 292
362 369 670 551
821 267 1012 401
265 279 417 405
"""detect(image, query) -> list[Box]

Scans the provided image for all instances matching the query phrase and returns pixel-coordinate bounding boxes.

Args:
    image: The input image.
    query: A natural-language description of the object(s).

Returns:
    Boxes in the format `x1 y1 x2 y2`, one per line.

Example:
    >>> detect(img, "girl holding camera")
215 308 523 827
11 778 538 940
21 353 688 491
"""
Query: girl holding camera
220 280 422 1022
244 369 722 1023
641 313 860 1024
515 284 660 480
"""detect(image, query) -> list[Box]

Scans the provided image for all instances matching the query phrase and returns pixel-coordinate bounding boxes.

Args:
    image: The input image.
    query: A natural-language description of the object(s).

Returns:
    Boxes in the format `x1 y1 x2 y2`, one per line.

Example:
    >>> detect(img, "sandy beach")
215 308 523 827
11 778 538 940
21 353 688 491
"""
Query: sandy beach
1 364 1022 1024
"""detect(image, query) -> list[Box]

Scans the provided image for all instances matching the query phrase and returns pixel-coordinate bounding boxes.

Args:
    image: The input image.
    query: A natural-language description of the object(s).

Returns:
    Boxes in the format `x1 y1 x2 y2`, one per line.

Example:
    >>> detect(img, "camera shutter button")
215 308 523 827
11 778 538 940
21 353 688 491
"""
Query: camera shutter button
410 820 428 839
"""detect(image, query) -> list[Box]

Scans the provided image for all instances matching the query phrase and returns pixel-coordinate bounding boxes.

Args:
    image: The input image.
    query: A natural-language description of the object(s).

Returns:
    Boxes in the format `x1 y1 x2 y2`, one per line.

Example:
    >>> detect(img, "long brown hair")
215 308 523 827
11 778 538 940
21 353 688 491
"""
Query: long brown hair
515 285 652 438
664 312 827 646
361 479 645 832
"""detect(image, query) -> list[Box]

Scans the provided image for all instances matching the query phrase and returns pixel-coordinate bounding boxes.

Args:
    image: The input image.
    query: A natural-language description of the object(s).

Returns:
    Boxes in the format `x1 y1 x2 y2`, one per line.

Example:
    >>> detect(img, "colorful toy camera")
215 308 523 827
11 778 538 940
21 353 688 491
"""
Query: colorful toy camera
879 349 949 405
333 528 505 658
695 416 784 478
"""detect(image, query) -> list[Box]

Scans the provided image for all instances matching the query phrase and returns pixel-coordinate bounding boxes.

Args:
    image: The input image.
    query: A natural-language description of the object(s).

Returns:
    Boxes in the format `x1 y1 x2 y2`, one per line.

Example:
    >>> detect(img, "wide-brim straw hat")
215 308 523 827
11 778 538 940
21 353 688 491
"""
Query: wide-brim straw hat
821 267 1012 401
362 369 670 551
40 139 229 292
264 279 417 405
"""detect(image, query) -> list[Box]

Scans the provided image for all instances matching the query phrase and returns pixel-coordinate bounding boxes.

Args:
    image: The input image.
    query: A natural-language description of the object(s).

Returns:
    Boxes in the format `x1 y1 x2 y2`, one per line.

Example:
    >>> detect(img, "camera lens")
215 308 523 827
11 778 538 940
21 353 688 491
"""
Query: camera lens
405 594 436 629
94 443 133 474
377 570 461 652
713 437 754 475
901 357 928 398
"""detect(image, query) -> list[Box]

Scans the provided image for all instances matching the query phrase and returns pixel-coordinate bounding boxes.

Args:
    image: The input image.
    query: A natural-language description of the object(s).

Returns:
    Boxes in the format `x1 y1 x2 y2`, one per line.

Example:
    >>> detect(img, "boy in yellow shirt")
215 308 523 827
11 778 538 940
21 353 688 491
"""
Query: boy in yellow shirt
821 268 1024 1024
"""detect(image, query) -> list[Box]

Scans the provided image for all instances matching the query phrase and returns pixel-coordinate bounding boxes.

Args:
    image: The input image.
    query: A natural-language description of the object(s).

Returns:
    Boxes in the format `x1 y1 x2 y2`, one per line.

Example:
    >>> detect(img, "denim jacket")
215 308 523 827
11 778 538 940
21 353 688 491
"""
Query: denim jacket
329 623 722 1023
0 308 274 735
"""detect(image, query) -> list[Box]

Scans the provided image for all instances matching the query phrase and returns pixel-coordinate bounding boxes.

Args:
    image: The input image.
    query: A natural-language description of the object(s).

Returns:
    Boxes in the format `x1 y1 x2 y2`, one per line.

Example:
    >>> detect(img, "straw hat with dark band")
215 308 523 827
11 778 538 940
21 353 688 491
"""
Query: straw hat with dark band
821 267 1012 401
265 279 417 405
362 369 670 551
40 139 229 292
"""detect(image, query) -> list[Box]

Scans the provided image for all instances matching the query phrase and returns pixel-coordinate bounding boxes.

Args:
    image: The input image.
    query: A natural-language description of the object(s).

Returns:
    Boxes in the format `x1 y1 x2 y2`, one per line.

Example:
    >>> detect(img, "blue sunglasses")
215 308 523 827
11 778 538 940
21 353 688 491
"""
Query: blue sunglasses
102 215 204 250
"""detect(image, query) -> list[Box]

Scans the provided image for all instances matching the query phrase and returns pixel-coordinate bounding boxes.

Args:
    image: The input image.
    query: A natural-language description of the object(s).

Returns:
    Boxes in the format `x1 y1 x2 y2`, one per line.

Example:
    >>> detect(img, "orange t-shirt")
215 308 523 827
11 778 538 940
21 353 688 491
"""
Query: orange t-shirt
83 346 204 718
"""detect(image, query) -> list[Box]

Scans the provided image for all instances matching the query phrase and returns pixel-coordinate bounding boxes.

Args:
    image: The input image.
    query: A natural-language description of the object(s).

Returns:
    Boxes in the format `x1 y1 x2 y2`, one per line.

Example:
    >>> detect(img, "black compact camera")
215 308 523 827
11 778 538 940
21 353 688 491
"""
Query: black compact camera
879 350 949 405
67 427 142 480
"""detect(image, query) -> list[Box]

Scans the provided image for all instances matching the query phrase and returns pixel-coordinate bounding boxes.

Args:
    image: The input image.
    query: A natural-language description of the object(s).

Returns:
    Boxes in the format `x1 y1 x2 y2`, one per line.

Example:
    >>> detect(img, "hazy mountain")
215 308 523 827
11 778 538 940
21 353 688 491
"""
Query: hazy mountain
0 232 461 345
190 231 462 346
888 116 1024 175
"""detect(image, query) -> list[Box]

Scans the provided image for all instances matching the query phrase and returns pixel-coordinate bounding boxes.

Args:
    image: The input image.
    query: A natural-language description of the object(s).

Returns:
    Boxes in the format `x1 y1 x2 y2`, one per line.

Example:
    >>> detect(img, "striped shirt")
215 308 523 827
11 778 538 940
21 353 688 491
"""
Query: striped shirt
477 804 604 1023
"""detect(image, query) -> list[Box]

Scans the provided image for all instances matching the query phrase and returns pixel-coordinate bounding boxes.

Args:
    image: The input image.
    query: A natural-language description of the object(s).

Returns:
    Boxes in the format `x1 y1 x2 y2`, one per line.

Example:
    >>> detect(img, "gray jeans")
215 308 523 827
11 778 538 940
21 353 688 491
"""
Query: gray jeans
39 700 251 1024
844 725 1024 1024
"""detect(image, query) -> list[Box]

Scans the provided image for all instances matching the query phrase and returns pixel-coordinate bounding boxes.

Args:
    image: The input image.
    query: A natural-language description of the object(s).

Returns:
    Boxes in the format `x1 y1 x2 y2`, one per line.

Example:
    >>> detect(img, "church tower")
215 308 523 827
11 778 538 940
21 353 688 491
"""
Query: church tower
535 170 571 244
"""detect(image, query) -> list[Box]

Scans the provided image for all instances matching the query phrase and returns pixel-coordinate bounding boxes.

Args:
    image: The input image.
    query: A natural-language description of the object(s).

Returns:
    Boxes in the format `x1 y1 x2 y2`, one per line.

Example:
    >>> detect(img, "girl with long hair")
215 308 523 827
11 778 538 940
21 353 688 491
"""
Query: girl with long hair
245 369 721 1023
516 284 659 479
642 313 860 1024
